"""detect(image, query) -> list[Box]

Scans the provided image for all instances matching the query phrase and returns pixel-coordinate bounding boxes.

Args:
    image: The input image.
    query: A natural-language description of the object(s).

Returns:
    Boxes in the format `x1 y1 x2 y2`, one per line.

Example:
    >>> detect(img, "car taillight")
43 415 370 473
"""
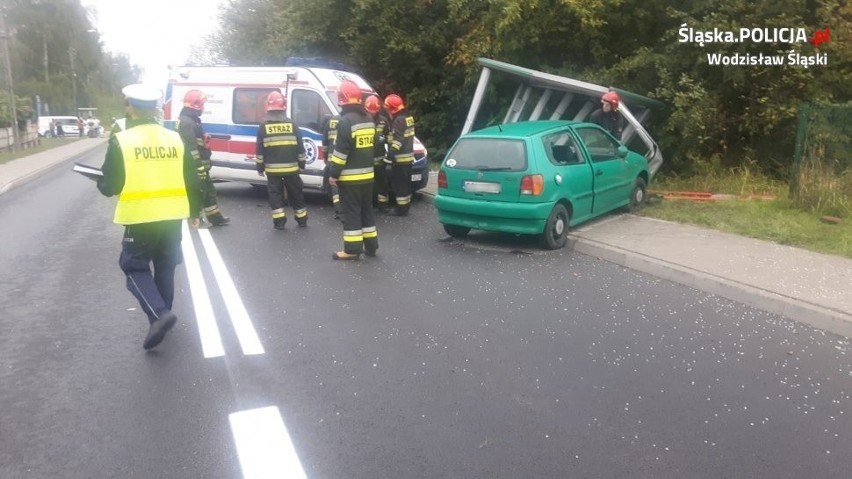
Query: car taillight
520 174 543 195
438 170 447 188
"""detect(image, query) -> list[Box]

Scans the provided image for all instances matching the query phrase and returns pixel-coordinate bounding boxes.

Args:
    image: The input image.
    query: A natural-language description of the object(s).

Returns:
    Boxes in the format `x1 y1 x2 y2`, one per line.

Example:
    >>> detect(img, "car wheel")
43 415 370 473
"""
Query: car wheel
443 224 470 238
539 204 570 250
627 177 647 213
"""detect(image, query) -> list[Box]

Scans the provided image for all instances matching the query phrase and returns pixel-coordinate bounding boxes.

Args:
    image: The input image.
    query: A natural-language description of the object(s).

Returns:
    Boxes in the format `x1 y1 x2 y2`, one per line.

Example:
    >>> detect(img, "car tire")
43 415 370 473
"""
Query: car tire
627 177 647 213
539 204 570 250
443 224 470 238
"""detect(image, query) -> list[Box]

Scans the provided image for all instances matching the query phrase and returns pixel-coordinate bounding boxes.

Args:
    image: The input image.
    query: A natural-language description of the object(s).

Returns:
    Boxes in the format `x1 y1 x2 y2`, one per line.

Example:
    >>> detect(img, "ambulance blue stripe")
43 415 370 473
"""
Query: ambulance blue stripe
163 121 321 140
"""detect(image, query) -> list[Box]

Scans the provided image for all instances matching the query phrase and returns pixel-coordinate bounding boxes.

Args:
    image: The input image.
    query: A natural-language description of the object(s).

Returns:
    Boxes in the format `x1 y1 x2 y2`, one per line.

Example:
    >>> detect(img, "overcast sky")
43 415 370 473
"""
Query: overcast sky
80 0 225 88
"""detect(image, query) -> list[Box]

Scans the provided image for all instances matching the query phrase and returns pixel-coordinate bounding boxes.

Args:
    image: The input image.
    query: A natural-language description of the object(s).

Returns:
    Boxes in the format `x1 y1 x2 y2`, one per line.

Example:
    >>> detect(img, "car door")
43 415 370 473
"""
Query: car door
575 126 631 213
541 130 594 223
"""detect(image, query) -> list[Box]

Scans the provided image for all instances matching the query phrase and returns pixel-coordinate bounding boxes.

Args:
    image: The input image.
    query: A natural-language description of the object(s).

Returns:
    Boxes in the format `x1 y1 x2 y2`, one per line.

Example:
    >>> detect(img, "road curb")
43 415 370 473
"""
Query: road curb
0 139 108 196
568 236 852 339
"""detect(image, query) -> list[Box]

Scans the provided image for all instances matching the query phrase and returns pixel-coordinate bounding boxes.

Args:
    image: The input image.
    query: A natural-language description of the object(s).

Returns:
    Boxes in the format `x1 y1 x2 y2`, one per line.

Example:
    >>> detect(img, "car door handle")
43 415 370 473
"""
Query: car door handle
595 170 603 177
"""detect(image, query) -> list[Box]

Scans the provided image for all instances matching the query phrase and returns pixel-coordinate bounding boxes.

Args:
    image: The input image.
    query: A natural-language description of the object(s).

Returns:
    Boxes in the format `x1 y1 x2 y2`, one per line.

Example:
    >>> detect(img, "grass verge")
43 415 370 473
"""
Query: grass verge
0 138 83 165
643 173 851 258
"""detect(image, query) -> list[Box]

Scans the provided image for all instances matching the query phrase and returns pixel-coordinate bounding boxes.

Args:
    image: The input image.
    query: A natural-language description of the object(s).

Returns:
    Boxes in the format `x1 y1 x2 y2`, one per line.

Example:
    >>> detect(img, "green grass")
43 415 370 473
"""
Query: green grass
0 137 83 165
643 173 852 258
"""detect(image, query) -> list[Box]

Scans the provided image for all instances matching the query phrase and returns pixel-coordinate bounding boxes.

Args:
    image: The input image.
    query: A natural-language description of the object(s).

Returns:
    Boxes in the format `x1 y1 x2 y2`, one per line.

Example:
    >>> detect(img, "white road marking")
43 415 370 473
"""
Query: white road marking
229 406 307 479
181 221 225 358
198 228 265 355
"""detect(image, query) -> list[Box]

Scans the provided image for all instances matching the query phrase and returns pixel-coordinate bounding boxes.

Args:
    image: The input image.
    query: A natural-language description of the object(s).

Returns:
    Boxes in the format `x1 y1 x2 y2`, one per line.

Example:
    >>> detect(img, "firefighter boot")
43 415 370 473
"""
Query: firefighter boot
332 251 360 261
273 217 287 230
209 213 231 226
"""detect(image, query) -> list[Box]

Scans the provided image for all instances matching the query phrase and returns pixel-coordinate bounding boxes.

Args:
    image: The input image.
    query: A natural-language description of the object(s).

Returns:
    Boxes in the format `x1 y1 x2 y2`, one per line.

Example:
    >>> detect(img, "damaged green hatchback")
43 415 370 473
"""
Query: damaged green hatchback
435 120 650 249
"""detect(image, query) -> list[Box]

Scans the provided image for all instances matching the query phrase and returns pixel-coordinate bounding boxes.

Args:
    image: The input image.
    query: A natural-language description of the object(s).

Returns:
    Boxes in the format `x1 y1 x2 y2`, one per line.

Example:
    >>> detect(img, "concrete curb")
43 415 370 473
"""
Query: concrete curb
0 139 108 196
568 236 852 339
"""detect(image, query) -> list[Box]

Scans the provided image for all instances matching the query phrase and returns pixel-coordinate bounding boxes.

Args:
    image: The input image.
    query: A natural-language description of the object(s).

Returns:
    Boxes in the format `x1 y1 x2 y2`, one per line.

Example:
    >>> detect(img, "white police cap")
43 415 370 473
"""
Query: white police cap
122 84 162 108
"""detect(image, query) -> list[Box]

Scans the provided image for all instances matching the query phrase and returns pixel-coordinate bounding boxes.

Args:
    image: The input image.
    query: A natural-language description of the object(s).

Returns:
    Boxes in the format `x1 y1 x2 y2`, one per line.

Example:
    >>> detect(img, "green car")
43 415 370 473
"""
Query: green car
435 121 650 249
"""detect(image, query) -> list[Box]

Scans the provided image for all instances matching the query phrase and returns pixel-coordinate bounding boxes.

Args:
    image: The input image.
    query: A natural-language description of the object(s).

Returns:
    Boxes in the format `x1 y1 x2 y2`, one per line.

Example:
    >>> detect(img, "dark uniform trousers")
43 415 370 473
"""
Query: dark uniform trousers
391 163 412 212
268 173 307 223
374 161 390 209
199 172 224 219
339 182 378 255
118 220 183 324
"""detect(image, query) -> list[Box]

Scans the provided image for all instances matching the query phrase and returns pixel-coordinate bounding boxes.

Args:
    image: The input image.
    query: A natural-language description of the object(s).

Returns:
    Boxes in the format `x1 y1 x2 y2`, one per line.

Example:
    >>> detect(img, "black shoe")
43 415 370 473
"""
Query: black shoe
297 219 308 228
377 206 390 214
273 218 287 230
143 311 178 350
365 249 377 257
210 215 230 226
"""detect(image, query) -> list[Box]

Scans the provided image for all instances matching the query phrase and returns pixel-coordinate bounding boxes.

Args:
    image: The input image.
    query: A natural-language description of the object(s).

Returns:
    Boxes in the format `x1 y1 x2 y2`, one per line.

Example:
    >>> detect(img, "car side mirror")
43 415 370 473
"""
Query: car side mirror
617 145 628 158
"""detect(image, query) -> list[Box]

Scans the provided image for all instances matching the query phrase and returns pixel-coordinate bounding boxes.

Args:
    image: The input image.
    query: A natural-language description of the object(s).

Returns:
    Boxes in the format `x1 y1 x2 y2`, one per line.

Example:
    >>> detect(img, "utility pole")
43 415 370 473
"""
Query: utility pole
0 9 19 152
69 47 77 117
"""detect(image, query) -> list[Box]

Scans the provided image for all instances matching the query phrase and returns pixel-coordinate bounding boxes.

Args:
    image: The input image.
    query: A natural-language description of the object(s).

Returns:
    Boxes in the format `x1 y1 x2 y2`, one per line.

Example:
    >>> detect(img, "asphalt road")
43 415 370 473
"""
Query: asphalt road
1 147 851 479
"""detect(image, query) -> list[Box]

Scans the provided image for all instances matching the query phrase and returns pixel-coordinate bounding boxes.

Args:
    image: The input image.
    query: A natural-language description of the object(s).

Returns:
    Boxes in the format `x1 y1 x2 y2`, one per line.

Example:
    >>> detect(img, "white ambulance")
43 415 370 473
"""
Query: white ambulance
163 65 430 193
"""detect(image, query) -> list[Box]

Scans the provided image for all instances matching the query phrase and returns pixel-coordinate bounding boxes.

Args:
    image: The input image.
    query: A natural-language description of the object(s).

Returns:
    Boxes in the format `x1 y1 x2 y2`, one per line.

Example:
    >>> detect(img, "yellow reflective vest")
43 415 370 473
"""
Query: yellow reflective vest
113 124 190 225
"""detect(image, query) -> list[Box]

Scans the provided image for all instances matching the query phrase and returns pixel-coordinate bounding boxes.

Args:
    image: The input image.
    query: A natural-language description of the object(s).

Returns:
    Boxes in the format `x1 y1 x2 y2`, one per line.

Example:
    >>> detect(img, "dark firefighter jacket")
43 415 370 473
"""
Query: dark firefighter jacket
255 116 306 175
329 105 376 185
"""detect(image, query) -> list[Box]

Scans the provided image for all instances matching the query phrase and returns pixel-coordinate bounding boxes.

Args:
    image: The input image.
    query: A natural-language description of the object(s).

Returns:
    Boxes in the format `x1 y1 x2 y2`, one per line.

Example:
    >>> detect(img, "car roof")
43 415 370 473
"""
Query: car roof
464 120 581 138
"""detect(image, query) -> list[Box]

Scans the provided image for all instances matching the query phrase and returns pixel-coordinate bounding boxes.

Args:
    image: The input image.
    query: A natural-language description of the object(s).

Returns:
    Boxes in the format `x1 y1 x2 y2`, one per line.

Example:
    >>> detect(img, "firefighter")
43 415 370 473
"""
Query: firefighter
321 111 342 219
255 91 308 230
178 89 230 227
365 94 391 213
589 90 626 140
328 80 378 260
97 84 200 350
384 93 416 216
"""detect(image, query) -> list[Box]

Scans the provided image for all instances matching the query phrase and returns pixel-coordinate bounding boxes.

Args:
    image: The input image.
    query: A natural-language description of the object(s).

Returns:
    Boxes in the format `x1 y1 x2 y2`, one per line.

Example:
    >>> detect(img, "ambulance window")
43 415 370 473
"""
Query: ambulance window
292 89 332 131
233 88 278 124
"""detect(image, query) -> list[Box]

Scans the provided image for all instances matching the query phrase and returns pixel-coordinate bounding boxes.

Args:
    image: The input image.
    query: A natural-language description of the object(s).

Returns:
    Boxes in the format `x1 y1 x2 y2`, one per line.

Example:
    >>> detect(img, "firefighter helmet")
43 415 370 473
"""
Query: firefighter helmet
266 91 286 111
384 94 405 115
337 80 362 106
364 94 381 115
183 89 207 111
601 91 621 109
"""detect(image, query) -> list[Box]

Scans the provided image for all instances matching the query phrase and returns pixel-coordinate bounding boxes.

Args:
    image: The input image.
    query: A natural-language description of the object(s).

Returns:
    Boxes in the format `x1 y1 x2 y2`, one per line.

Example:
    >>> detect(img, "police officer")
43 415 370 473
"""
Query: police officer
589 91 626 140
328 80 378 260
255 91 309 230
365 94 391 213
384 93 416 216
178 89 230 227
97 84 200 350
321 111 342 219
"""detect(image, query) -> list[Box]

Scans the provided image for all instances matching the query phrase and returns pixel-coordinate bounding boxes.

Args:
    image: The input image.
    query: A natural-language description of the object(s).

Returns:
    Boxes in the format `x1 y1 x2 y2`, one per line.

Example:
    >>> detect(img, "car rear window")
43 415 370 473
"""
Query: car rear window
445 138 527 171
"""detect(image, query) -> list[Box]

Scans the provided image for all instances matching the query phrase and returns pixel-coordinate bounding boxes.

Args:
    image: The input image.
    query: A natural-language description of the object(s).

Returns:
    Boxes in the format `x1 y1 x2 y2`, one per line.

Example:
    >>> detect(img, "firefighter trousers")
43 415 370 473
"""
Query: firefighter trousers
374 162 390 209
267 173 307 226
198 173 226 221
118 220 183 324
338 182 378 255
390 163 412 212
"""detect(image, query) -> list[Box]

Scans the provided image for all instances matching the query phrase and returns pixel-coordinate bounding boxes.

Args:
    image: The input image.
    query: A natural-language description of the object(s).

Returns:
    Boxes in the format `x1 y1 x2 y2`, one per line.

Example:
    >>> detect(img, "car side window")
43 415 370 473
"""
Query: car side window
292 89 332 131
576 127 619 162
543 131 583 165
234 88 279 124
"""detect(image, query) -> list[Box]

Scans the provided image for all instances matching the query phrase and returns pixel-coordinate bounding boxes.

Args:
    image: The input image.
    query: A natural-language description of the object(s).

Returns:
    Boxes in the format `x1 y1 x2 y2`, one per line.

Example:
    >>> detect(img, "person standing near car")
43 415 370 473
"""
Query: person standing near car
178 89 230 228
365 94 391 213
96 84 200 350
255 91 309 230
321 111 342 219
384 93 416 216
328 80 378 260
589 91 626 141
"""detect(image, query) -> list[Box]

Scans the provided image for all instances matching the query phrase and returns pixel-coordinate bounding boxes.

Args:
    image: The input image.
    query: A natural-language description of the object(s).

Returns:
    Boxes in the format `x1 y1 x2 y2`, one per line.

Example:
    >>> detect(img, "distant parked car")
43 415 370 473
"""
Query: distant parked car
37 116 79 137
434 120 650 249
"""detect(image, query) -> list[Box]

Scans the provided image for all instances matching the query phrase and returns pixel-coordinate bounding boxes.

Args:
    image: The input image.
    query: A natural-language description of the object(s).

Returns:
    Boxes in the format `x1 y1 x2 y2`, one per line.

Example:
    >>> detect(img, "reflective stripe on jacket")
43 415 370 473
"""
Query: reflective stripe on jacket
329 106 376 185
114 124 189 224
